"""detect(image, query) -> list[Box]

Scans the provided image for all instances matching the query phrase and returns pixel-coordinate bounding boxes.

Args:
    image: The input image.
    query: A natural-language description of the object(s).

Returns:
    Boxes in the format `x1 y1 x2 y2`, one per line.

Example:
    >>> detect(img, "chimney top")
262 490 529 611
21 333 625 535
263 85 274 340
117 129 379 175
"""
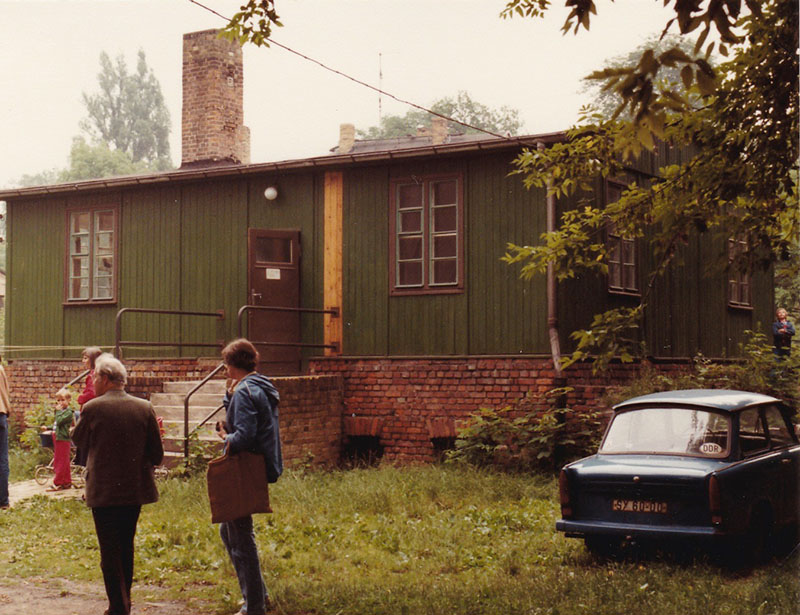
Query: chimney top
181 29 250 168
338 123 356 155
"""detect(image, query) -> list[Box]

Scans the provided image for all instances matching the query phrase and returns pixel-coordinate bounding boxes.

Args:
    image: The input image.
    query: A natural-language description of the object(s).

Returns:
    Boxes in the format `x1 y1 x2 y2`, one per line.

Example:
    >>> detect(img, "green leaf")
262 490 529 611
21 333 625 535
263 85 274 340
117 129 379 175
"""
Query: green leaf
695 67 716 95
680 64 694 90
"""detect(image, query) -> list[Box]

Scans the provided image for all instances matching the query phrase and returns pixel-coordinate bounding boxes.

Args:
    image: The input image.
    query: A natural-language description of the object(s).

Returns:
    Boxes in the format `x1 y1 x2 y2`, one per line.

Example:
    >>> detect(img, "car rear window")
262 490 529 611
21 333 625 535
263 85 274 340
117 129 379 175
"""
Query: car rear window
600 407 730 457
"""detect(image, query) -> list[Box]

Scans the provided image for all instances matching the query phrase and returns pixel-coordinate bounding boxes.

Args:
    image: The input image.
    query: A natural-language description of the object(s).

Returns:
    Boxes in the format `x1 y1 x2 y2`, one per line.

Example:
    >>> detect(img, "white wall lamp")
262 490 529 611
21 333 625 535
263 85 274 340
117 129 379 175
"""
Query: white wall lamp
264 185 279 201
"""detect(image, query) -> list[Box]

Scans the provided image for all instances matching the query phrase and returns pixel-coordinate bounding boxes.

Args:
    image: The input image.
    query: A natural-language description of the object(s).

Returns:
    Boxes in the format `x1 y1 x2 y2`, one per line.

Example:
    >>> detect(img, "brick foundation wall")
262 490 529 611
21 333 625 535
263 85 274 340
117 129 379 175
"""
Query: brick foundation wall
6 358 343 469
309 356 690 463
6 355 688 466
5 358 222 419
272 375 343 468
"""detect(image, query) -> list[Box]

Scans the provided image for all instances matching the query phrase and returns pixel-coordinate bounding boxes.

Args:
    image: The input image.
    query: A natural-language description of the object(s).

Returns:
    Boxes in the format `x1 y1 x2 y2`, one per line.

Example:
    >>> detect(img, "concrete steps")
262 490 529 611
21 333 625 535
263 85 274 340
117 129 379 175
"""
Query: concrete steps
151 379 227 466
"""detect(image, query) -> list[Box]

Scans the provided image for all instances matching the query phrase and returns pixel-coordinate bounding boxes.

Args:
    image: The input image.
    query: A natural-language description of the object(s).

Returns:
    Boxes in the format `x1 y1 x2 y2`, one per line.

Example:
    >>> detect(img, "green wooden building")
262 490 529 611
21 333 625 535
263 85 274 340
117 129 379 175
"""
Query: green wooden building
0 31 773 462
0 132 772 365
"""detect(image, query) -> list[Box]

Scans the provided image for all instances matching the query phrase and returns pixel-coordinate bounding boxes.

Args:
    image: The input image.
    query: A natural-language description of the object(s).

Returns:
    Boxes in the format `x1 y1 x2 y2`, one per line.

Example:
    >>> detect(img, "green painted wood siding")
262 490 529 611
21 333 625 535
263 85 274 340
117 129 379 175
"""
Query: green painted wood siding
466 154 548 355
178 180 248 357
554 146 774 359
3 142 774 362
114 187 182 357
341 153 551 356
342 166 390 355
6 197 67 358
5 171 324 360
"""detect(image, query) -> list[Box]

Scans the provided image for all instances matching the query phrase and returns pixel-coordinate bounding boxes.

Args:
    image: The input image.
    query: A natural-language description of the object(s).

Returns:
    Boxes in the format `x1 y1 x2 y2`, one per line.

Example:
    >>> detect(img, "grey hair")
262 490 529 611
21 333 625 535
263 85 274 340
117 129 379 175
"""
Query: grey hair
94 353 127 385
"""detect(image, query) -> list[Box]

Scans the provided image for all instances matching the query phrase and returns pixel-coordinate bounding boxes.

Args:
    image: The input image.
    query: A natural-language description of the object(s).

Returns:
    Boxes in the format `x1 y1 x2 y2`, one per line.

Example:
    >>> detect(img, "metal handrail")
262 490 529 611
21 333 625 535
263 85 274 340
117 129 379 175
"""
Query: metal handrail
181 303 341 456
187 403 225 440
114 307 225 358
183 362 226 457
236 304 340 351
65 369 90 389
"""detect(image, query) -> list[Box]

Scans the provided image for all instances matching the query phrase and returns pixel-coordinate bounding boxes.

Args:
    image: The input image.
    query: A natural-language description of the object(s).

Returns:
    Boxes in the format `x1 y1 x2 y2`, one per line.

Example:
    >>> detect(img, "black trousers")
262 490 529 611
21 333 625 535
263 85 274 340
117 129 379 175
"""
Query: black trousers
92 505 141 615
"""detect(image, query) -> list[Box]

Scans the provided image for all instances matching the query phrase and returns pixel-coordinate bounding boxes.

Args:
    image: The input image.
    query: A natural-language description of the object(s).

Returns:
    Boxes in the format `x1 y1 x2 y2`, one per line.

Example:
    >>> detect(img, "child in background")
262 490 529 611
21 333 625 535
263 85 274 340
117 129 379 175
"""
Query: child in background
47 388 74 491
74 346 102 467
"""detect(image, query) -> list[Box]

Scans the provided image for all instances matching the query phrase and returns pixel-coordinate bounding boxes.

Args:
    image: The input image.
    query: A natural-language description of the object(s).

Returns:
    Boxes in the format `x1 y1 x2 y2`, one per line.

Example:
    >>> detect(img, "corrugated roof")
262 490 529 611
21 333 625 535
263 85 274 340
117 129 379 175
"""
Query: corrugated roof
0 132 565 199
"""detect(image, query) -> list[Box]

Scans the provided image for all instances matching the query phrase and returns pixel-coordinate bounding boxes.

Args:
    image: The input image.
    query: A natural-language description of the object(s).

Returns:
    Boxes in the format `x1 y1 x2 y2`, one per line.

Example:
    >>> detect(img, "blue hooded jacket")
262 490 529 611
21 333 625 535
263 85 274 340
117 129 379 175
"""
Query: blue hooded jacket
222 373 283 483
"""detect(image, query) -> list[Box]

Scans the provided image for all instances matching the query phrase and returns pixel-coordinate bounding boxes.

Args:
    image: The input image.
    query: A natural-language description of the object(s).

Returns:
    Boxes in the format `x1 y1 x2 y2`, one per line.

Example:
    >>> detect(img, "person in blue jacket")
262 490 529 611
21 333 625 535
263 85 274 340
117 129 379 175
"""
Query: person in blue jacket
216 338 282 615
772 307 795 357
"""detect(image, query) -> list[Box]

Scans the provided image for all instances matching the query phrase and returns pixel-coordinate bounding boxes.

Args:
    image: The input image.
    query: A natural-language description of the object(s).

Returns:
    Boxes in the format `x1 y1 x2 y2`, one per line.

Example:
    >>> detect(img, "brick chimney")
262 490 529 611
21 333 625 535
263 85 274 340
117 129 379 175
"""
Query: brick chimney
338 123 355 154
431 116 448 145
181 29 250 168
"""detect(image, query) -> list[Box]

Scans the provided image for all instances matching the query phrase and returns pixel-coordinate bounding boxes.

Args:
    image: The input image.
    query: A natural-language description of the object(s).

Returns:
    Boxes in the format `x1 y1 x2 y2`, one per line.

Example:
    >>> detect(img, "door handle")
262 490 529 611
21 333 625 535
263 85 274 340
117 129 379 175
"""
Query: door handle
252 291 262 302
781 458 792 465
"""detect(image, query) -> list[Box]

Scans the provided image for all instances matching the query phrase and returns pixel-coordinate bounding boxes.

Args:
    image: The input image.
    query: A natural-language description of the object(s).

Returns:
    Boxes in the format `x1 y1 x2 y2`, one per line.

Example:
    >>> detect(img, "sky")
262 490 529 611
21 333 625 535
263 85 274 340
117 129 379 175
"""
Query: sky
0 0 674 189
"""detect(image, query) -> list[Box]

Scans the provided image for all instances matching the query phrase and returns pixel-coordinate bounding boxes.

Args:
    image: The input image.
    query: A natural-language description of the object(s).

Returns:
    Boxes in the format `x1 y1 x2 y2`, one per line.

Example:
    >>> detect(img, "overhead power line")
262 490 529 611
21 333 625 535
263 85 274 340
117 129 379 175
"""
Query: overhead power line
185 0 511 140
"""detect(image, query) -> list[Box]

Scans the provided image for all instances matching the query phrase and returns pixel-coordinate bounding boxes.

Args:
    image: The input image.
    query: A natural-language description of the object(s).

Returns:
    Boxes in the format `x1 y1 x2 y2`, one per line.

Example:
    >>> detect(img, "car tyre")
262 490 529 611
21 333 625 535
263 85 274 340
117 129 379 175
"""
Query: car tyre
744 506 774 566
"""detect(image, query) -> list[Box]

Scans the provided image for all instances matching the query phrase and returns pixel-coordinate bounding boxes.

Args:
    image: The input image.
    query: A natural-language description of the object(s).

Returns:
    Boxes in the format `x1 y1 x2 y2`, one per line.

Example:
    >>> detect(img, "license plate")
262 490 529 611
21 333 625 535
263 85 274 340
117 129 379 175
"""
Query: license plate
612 499 668 514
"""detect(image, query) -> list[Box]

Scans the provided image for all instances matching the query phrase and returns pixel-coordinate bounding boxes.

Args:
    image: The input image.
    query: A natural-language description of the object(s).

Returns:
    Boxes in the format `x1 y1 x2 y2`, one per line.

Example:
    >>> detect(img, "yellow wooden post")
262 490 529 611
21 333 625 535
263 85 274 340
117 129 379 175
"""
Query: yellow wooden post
323 171 343 355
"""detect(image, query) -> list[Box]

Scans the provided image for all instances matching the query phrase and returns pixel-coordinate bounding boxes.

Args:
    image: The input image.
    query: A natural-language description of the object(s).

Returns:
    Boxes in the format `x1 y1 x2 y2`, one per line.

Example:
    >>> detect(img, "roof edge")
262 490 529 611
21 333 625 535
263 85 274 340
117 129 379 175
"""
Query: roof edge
0 132 566 199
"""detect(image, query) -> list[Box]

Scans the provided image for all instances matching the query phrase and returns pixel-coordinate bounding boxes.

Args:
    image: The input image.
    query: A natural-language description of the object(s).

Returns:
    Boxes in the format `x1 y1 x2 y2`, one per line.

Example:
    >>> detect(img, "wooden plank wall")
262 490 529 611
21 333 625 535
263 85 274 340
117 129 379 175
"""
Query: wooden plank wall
4 140 775 362
341 166 390 355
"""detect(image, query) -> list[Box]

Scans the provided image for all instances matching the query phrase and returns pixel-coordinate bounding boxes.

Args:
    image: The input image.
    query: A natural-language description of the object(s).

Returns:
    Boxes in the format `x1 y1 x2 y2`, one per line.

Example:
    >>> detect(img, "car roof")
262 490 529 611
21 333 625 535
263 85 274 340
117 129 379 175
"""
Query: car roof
612 389 782 413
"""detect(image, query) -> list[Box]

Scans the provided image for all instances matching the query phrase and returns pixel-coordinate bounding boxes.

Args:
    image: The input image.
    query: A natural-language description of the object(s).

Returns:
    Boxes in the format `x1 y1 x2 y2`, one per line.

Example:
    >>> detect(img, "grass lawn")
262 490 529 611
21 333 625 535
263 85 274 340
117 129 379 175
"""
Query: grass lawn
1 463 797 614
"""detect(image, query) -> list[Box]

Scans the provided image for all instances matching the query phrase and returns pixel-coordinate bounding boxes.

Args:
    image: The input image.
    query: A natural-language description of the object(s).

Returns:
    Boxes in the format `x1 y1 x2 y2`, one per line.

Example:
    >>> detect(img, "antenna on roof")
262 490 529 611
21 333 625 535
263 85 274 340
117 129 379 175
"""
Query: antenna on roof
378 52 383 124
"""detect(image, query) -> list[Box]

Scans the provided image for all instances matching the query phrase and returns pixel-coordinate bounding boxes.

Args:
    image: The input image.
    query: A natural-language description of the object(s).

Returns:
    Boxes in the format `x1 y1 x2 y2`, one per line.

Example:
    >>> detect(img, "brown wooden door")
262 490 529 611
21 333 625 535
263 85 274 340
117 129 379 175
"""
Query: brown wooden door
247 229 301 375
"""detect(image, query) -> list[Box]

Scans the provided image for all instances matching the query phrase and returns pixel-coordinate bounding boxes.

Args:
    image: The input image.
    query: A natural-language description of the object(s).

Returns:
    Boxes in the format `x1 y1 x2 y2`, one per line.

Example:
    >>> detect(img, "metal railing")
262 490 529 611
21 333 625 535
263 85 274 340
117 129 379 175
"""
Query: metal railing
236 304 340 353
65 369 90 390
183 362 226 457
114 307 225 358
178 304 341 457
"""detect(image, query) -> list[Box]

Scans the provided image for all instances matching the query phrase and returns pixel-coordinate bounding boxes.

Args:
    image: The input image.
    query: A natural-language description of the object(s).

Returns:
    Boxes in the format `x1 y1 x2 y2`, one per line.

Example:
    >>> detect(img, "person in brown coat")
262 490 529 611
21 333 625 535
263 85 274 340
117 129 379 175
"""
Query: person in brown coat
0 358 10 509
71 353 163 615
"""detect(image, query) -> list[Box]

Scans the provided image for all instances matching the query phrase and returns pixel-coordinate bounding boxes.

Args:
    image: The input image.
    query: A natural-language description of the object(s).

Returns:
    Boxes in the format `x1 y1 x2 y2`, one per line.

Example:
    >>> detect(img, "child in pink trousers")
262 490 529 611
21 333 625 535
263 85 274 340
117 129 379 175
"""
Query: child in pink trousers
48 388 74 491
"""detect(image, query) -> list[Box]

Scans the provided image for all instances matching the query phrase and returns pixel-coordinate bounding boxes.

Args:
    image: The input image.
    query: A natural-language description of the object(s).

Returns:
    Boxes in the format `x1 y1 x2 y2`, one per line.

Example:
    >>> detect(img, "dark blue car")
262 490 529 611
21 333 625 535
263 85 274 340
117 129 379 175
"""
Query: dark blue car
556 389 800 559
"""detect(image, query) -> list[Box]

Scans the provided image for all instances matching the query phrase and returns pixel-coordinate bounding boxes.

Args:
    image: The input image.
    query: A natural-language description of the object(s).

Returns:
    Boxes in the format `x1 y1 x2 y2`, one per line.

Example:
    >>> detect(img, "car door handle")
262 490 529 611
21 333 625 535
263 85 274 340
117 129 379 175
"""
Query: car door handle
781 458 792 465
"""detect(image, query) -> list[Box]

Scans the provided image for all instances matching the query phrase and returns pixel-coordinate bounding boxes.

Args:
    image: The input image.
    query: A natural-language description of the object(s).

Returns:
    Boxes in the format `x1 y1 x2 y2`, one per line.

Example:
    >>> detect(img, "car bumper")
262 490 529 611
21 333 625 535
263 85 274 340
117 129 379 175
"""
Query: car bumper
556 519 725 540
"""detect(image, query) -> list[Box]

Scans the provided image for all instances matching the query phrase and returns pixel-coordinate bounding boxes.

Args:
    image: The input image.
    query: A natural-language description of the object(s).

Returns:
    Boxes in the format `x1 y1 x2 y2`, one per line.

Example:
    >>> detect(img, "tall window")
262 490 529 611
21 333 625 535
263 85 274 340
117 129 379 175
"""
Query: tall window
390 174 463 295
727 237 751 308
66 207 117 302
606 182 639 295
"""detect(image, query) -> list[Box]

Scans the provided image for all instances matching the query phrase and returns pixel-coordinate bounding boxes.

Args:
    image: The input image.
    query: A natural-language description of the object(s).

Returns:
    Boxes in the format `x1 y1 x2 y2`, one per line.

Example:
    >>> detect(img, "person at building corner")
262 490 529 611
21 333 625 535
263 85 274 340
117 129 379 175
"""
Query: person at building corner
70 353 163 615
772 307 795 358
216 338 283 615
0 356 10 510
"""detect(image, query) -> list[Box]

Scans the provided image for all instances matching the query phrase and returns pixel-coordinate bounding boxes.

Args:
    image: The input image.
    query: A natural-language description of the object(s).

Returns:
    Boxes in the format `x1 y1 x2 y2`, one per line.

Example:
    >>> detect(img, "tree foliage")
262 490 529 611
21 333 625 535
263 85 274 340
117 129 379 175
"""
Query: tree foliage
502 0 760 134
504 0 799 370
63 137 155 182
16 137 158 188
357 91 523 139
579 34 704 120
81 50 172 170
15 49 173 187
221 0 281 46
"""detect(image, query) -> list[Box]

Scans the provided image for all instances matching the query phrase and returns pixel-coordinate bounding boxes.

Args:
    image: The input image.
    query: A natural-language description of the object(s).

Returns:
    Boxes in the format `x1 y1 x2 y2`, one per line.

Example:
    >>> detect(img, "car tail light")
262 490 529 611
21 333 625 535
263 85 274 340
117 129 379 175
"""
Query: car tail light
559 469 572 519
708 474 722 526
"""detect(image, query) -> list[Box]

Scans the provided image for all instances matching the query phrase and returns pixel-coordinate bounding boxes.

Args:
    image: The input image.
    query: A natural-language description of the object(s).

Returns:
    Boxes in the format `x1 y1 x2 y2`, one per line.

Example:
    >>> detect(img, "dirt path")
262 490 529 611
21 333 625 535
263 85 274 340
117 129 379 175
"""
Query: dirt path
3 482 207 614
0 577 201 615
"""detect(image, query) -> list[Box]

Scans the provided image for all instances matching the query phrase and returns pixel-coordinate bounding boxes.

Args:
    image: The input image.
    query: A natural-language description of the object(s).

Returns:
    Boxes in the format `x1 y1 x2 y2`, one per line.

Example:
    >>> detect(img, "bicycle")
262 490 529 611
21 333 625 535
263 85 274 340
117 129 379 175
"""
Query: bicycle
34 430 87 489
